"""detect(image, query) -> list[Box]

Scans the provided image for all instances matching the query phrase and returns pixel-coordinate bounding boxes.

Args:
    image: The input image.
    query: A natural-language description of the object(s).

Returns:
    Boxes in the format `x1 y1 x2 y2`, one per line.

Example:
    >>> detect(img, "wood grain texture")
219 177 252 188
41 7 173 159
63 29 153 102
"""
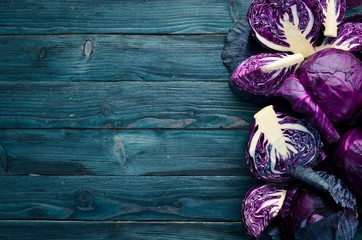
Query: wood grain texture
0 176 257 221
0 0 250 35
0 129 251 176
0 81 258 129
0 221 361 240
0 221 261 240
0 35 230 82
0 0 360 35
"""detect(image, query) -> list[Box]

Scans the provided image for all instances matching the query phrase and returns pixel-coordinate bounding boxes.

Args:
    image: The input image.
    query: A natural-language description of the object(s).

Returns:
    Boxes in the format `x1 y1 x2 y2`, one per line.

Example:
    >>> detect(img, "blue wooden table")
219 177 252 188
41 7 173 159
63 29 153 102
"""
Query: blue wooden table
0 1 361 239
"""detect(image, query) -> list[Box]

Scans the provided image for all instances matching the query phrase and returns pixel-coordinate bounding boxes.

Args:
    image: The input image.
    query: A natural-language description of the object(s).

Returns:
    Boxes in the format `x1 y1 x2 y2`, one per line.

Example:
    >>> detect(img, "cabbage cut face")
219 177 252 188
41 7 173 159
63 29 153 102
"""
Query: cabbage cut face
316 22 362 52
242 184 287 239
231 52 304 95
246 106 324 182
247 0 323 57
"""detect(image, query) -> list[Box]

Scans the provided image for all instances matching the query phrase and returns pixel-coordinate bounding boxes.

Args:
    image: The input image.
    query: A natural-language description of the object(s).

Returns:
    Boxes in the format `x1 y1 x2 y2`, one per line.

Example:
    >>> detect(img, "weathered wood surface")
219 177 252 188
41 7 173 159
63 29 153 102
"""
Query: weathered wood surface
0 0 249 35
0 81 257 129
0 221 361 239
0 221 262 240
0 35 231 82
0 0 360 35
0 129 250 176
0 176 256 221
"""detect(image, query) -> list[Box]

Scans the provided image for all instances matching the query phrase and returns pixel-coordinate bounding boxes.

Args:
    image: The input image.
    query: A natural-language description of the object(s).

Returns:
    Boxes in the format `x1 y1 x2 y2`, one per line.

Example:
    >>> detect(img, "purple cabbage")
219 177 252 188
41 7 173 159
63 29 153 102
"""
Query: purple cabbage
332 127 362 200
241 184 287 239
296 48 362 123
280 187 358 240
231 52 304 95
316 22 362 52
246 105 325 182
247 0 323 57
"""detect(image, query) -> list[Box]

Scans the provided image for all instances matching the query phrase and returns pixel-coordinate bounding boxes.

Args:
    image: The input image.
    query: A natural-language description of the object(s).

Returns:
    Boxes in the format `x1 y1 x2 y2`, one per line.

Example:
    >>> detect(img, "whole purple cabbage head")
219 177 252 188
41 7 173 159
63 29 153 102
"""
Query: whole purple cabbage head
247 0 323 57
332 127 362 200
297 48 362 123
246 105 325 182
242 184 287 239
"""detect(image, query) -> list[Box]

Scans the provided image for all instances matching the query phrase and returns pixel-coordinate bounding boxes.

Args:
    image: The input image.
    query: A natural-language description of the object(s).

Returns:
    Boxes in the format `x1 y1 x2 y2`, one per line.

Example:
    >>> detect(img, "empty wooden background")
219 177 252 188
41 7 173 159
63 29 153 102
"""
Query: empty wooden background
0 0 361 239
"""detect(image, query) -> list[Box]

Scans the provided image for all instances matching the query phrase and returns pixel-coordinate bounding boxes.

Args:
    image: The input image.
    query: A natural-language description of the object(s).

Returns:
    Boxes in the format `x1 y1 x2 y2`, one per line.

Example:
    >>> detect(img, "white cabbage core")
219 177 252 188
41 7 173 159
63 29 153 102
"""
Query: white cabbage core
323 0 340 37
254 105 288 156
262 53 304 71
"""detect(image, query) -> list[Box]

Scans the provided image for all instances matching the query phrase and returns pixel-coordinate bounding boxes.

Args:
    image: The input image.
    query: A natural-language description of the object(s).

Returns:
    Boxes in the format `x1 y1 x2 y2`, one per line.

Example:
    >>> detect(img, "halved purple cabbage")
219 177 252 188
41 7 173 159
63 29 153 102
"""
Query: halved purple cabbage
319 0 346 37
316 22 362 52
246 105 325 182
241 184 287 239
247 0 323 57
231 52 304 95
296 48 362 123
332 127 362 200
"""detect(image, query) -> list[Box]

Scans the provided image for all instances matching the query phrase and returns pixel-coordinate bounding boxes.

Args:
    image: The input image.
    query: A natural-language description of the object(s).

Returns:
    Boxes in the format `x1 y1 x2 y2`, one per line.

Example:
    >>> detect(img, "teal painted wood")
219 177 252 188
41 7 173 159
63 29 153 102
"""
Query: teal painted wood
0 176 256 221
0 221 264 240
0 222 361 240
0 0 360 35
0 0 251 35
0 81 258 129
0 35 229 82
0 129 251 176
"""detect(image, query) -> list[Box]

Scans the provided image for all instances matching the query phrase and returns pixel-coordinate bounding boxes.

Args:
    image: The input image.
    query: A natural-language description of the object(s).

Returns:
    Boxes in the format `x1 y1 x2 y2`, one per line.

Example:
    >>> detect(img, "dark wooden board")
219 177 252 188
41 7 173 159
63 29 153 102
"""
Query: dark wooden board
0 0 250 35
0 176 256 221
0 81 258 129
0 129 251 176
0 35 229 82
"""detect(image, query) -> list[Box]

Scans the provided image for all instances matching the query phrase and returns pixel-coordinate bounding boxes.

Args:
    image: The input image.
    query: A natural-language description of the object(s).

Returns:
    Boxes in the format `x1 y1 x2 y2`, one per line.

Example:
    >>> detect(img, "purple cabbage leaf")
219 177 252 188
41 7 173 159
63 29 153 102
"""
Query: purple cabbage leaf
271 74 340 143
247 0 323 57
246 105 325 182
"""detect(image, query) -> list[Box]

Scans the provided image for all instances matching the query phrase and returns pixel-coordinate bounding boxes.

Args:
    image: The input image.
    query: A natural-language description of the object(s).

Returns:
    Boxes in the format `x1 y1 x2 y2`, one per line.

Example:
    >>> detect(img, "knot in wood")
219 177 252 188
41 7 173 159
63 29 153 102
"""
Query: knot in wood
83 39 93 58
75 190 94 211
39 47 47 59
32 206 47 219
100 103 113 116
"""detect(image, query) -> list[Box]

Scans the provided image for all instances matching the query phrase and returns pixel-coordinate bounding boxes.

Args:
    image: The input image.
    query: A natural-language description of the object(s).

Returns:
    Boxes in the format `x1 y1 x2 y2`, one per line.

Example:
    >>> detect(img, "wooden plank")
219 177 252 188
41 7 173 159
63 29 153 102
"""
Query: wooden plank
0 0 360 35
0 221 273 240
0 35 230 82
1 222 361 240
0 176 256 221
0 129 250 176
0 81 258 129
0 0 250 35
